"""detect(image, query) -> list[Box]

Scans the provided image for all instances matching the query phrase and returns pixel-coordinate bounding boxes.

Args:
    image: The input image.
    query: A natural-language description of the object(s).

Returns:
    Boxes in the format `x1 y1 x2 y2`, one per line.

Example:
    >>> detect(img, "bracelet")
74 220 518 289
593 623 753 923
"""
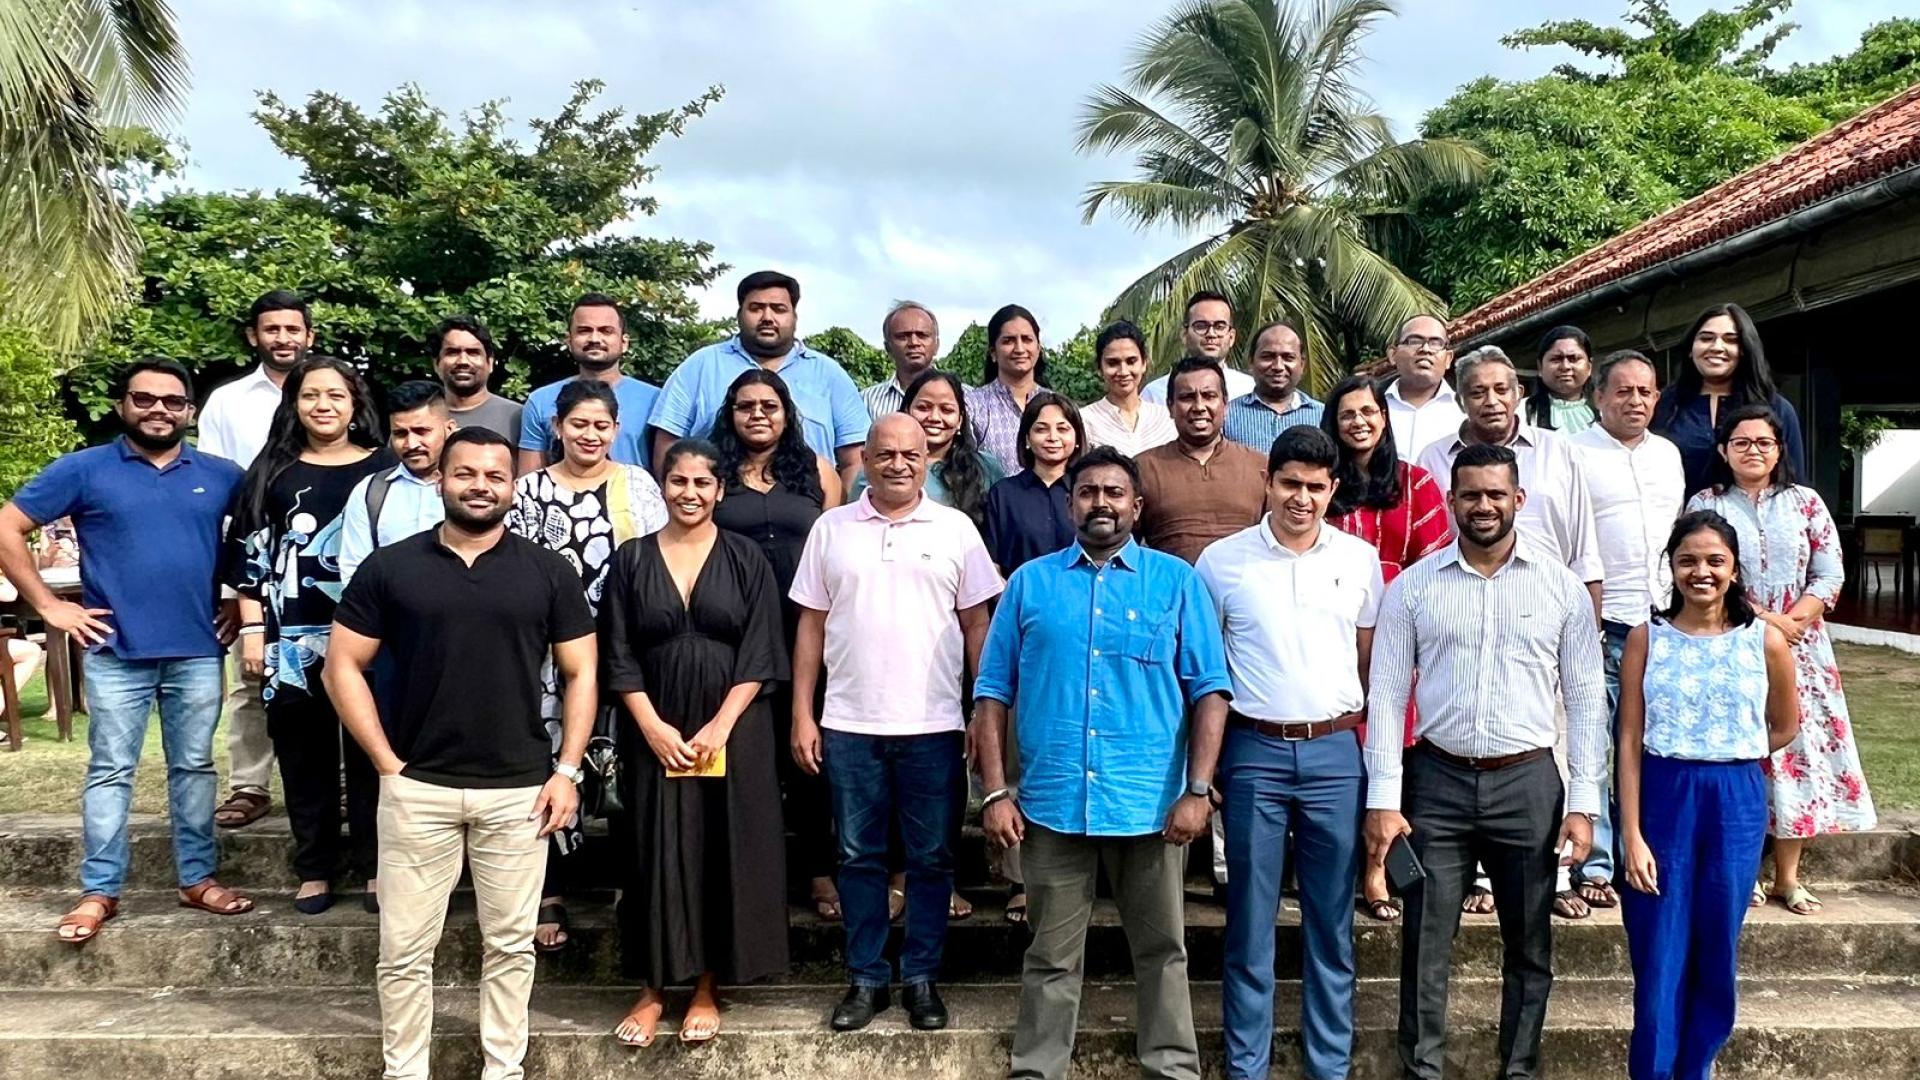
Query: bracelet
240 621 265 629
981 786 1017 810
237 626 266 637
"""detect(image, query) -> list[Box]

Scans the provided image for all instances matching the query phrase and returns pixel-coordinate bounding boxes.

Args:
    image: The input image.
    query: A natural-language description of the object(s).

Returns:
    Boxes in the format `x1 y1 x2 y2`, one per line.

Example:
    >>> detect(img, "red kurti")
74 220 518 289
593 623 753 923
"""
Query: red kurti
1331 461 1453 746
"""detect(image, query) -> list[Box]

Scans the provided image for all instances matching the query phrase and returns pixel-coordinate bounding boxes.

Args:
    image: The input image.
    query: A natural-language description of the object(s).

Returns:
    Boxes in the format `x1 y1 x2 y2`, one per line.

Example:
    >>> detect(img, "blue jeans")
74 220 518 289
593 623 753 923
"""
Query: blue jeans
823 728 963 987
1583 621 1633 884
80 652 224 896
1221 726 1363 1080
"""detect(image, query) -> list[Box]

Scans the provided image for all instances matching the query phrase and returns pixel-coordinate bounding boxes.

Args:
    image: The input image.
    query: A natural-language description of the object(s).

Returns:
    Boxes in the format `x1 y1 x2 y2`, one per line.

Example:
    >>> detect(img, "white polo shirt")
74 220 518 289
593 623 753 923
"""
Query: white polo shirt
1196 517 1384 722
1570 425 1686 626
1385 379 1466 461
197 365 284 468
790 490 1004 736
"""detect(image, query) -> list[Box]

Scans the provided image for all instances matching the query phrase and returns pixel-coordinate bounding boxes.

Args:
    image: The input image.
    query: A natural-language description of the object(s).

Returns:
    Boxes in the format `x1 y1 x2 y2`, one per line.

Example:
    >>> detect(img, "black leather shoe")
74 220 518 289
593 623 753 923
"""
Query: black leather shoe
830 984 889 1031
901 981 948 1031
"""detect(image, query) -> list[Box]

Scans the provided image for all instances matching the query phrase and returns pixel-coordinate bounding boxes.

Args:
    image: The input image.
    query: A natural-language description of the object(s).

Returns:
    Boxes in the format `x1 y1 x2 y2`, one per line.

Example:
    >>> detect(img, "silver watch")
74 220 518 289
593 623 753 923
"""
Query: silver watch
553 762 584 785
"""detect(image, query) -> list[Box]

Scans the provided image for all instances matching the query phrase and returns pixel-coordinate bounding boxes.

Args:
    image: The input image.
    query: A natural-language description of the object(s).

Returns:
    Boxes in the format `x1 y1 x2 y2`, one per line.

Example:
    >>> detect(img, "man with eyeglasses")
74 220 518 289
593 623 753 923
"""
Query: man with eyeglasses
0 360 255 942
1385 314 1467 459
1140 291 1257 405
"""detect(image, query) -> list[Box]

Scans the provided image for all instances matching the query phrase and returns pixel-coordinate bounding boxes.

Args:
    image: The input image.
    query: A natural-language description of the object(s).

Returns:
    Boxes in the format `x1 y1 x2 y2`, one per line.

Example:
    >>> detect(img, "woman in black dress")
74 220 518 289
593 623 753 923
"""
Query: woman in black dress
708 369 843 919
604 438 790 1047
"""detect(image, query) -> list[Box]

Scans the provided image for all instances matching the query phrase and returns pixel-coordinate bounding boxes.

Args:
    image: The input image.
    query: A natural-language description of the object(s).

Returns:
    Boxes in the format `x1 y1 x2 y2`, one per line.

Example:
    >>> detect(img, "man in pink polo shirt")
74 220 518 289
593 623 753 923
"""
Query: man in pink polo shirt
790 413 1003 1035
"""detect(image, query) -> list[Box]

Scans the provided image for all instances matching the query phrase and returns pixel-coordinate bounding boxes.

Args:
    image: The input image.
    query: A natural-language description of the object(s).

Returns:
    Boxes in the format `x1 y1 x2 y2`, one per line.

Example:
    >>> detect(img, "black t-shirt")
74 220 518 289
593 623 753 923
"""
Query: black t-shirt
333 528 597 788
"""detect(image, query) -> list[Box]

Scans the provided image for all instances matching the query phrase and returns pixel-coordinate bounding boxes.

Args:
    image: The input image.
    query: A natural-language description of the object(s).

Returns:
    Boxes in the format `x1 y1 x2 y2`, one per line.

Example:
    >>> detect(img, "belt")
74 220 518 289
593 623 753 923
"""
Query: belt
1227 710 1362 742
1419 742 1551 771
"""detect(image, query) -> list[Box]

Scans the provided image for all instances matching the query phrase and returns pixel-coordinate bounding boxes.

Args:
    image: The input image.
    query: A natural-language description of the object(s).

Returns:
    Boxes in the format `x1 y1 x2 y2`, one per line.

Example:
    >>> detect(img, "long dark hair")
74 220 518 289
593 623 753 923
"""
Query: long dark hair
1015 391 1087 472
1321 375 1402 517
980 303 1051 389
1707 402 1796 493
1654 302 1778 431
237 355 383 529
904 368 992 529
710 369 823 504
1525 325 1593 430
1654 509 1758 628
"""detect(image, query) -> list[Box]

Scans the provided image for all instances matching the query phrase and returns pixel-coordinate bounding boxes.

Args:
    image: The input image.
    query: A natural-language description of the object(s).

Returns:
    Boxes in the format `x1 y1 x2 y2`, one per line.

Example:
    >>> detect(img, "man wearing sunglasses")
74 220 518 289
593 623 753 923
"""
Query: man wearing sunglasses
0 360 254 943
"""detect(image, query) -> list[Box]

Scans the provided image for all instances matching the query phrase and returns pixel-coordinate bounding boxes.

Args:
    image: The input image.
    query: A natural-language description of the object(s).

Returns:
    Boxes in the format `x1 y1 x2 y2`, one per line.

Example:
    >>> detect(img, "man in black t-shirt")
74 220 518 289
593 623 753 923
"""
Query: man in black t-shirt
323 427 597 1080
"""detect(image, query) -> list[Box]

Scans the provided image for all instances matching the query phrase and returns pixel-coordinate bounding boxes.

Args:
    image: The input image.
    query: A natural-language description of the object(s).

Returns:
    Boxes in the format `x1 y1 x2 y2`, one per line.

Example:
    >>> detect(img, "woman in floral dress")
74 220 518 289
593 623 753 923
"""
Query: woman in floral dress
1686 404 1876 916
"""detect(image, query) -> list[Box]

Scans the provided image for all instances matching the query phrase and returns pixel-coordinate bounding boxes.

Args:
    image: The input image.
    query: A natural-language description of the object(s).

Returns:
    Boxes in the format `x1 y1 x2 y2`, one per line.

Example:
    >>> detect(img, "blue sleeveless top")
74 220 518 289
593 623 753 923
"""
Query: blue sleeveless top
1641 617 1770 762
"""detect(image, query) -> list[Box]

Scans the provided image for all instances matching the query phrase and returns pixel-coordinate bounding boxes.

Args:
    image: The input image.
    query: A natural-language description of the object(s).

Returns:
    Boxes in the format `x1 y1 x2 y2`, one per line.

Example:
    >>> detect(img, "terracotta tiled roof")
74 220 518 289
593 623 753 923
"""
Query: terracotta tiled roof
1450 81 1920 342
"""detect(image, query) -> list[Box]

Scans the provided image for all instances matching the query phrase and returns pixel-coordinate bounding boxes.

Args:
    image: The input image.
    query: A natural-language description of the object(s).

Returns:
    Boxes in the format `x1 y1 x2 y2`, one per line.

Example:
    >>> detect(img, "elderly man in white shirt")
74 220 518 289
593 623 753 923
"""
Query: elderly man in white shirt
200 290 312 831
1567 350 1685 907
1383 315 1467 459
339 381 455 586
1365 442 1608 1080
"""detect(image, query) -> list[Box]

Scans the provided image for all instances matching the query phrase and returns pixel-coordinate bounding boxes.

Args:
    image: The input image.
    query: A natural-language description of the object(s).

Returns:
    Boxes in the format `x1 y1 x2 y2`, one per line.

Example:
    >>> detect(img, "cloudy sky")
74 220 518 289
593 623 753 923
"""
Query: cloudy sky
167 0 1906 354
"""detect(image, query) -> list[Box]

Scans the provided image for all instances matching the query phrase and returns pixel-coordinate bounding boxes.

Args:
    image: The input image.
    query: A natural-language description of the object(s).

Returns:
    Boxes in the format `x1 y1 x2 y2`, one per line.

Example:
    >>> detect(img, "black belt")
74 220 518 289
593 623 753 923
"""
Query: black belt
1227 710 1362 741
1418 742 1551 771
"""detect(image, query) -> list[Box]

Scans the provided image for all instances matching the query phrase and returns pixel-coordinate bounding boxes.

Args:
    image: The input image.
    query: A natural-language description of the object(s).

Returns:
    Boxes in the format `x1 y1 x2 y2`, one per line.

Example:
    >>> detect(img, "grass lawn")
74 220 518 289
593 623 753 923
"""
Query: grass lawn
0 645 1913 816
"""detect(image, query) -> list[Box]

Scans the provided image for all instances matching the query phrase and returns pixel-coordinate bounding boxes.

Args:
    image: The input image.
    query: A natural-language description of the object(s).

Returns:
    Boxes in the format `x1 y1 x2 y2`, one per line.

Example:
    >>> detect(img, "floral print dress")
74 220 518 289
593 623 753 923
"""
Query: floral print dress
1686 484 1876 838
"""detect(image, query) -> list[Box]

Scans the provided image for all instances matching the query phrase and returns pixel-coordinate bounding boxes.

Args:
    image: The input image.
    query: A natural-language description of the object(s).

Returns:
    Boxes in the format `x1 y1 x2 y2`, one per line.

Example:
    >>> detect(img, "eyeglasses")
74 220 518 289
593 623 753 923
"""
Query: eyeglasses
1728 437 1779 454
1397 335 1449 352
1186 320 1231 335
1336 406 1383 422
127 391 191 412
732 401 782 416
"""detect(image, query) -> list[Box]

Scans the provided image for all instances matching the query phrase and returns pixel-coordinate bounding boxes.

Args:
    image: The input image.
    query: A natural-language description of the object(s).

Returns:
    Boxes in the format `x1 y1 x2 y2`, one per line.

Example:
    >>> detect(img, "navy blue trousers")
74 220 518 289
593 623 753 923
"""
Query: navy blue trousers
1621 755 1768 1080
1220 726 1363 1080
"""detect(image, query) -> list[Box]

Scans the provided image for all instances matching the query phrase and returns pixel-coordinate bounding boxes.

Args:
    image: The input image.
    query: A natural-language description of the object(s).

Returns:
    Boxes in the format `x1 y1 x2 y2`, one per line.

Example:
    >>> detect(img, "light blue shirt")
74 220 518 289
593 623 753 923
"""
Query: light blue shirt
653 335 870 460
338 465 446 586
1222 391 1324 455
975 538 1232 837
1642 618 1772 762
516 374 661 467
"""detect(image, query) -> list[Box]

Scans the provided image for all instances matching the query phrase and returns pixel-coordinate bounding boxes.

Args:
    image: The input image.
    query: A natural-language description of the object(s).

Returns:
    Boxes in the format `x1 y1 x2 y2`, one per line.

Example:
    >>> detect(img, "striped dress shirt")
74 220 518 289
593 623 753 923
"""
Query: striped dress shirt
1364 540 1607 815
860 377 907 422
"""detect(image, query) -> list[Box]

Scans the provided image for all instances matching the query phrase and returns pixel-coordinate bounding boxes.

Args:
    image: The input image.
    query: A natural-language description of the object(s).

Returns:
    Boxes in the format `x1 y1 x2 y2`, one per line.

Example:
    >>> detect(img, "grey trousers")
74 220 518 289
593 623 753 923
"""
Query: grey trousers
1011 823 1198 1080
1398 746 1562 1080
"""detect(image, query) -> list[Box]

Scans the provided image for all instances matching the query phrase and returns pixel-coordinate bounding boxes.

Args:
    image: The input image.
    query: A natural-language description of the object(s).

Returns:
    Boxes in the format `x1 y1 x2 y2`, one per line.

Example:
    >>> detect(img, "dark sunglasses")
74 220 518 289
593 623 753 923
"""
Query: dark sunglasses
127 391 192 412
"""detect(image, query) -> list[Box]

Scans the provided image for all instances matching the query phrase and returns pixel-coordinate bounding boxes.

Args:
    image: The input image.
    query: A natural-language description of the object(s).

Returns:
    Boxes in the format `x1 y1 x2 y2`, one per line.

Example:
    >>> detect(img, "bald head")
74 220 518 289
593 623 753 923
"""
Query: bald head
863 413 929 508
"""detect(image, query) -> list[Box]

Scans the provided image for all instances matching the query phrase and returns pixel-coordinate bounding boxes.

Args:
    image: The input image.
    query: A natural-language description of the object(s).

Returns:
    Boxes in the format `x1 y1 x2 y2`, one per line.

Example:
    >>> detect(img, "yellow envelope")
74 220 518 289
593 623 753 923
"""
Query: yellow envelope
667 748 726 779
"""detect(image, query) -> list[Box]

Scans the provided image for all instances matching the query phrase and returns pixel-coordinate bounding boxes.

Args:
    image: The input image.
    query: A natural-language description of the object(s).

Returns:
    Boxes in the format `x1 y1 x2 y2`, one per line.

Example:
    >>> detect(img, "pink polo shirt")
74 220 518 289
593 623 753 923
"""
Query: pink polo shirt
790 490 1004 736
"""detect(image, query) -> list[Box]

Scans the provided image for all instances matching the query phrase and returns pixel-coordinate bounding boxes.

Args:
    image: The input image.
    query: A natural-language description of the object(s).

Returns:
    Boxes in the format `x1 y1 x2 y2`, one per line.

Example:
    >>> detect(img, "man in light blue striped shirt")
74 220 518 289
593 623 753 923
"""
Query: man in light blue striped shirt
1363 442 1607 1080
1222 320 1324 454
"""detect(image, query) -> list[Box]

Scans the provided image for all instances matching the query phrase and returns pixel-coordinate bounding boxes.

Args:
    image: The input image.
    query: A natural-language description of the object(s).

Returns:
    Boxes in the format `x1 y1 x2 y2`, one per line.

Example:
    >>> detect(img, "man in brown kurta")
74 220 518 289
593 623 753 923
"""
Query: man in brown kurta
1135 356 1268 565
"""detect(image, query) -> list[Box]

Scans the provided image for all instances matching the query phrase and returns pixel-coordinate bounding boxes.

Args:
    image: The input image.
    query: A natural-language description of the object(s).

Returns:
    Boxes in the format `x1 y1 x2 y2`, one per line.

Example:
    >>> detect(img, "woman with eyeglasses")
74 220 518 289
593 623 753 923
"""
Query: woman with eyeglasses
708 369 843 921
1654 303 1806 498
1319 375 1453 922
227 356 394 915
1524 325 1596 433
1685 405 1875 917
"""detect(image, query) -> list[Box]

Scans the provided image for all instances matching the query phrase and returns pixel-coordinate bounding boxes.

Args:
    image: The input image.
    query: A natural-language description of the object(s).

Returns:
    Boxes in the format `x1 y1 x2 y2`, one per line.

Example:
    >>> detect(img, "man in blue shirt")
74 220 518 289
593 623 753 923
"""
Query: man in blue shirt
650 269 869 475
1222 319 1324 454
515 293 661 474
974 445 1232 1080
0 360 255 943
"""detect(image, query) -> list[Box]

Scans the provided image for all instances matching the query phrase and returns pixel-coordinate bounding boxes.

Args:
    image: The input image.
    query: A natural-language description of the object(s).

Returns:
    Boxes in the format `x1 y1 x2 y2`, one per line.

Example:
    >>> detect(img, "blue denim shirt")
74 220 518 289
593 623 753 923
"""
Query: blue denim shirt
975 538 1232 836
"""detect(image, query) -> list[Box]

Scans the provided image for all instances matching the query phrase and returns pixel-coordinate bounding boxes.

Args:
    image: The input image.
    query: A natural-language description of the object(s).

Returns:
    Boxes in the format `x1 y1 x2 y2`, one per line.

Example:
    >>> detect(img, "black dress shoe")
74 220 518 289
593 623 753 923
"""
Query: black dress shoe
901 981 948 1031
830 984 889 1031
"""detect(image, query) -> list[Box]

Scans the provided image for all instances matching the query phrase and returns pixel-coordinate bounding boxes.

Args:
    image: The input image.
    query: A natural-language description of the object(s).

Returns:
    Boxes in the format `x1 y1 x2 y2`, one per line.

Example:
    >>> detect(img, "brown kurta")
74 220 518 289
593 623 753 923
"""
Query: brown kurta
1134 438 1268 564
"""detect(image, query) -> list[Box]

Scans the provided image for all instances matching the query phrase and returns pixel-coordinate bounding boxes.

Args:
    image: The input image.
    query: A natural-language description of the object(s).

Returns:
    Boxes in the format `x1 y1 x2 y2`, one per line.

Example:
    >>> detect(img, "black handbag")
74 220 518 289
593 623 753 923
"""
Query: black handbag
578 707 624 819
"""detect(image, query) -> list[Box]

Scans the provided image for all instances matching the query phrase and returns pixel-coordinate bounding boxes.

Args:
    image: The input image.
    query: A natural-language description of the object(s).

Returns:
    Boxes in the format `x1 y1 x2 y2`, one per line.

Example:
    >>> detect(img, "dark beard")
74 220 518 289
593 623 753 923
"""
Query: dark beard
574 351 619 373
125 424 186 452
260 344 307 373
444 500 509 531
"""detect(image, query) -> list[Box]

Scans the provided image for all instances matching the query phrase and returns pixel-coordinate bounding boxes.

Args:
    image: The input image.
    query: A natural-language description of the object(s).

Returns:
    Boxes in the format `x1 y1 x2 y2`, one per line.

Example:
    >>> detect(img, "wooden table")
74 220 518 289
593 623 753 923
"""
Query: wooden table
0 571 82 750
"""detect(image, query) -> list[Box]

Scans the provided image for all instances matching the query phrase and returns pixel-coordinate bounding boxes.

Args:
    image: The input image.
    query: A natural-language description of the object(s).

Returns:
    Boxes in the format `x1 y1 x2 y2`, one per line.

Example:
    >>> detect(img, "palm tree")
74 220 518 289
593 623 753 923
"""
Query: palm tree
0 0 187 353
1078 0 1483 391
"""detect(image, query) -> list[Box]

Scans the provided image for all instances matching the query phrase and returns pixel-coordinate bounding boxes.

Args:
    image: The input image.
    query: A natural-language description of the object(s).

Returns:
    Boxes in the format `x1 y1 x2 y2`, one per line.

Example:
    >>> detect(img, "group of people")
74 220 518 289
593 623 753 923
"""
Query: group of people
0 272 1878 1080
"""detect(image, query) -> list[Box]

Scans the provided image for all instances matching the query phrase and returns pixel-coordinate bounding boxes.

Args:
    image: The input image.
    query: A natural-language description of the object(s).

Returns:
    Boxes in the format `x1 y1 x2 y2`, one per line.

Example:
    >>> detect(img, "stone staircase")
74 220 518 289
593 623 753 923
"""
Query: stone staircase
0 812 1915 1078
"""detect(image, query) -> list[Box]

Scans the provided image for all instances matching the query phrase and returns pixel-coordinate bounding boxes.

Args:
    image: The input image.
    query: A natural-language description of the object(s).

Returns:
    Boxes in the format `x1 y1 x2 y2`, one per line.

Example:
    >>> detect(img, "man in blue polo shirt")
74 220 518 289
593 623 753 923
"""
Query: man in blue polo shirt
0 360 254 943
649 269 869 475
515 292 662 474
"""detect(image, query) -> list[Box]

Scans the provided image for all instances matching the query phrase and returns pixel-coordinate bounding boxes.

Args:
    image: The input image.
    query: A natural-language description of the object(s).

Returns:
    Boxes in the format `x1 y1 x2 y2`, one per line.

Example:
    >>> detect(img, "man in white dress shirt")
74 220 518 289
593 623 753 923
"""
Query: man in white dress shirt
1383 315 1466 460
1197 425 1383 1080
1139 291 1257 404
199 289 312 830
1567 350 1685 907
1364 442 1608 1080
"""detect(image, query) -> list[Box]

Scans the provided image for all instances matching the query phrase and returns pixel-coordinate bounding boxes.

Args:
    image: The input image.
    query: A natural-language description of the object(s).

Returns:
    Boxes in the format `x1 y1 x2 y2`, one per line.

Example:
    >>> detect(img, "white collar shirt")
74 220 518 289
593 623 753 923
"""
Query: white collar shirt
1385 379 1466 461
196 365 284 469
1569 426 1686 626
1415 423 1602 583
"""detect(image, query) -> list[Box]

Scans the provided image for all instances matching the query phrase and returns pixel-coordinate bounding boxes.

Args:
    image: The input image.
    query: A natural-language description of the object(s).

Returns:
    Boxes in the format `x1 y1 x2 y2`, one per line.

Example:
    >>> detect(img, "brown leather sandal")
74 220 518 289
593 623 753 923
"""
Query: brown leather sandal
178 879 254 916
56 895 118 944
214 791 269 829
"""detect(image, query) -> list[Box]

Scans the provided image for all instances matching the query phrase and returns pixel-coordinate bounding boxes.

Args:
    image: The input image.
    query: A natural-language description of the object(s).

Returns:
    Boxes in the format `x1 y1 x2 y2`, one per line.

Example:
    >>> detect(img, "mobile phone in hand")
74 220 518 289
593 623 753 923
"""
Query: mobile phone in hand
1385 833 1426 893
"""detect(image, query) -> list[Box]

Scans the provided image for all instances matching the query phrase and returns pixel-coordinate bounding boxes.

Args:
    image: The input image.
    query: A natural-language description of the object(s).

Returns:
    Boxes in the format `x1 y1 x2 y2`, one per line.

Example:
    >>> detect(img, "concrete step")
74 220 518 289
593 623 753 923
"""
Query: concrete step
3 978 1917 1079
3 812 1916 891
5 885 1916 990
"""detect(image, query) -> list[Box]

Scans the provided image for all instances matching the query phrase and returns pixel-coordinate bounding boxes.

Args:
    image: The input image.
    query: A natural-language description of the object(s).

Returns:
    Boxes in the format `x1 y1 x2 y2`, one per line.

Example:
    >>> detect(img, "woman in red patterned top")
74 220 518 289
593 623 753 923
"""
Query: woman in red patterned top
1321 375 1453 921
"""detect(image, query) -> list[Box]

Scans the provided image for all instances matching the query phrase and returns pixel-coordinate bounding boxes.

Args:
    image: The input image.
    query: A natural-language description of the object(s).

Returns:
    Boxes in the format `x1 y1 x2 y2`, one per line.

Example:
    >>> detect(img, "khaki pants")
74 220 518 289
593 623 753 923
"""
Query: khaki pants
223 637 274 795
376 773 545 1080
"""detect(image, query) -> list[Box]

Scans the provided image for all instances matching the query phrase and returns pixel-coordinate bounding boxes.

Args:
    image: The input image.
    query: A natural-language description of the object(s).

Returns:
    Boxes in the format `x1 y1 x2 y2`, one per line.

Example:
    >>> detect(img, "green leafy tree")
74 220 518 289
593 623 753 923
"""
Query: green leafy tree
1076 0 1485 392
1762 18 1920 119
81 80 727 420
0 318 82 500
0 0 187 353
803 327 890 388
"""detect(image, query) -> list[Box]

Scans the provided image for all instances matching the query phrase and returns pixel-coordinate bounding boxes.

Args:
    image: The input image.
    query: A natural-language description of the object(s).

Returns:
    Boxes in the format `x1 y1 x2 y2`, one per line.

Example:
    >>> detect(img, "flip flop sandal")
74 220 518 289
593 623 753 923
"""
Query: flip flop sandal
213 791 269 829
56 894 118 944
615 995 664 1048
1775 885 1824 916
179 879 254 916
680 1012 720 1045
1461 885 1496 914
1553 889 1592 920
535 902 570 953
1577 878 1620 908
1362 896 1403 922
1750 882 1769 908
1005 884 1028 925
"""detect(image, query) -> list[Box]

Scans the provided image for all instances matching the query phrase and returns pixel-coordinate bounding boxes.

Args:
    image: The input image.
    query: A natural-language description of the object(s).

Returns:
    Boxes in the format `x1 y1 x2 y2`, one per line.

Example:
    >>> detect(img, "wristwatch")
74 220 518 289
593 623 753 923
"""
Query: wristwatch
1186 779 1214 800
553 762 584 785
